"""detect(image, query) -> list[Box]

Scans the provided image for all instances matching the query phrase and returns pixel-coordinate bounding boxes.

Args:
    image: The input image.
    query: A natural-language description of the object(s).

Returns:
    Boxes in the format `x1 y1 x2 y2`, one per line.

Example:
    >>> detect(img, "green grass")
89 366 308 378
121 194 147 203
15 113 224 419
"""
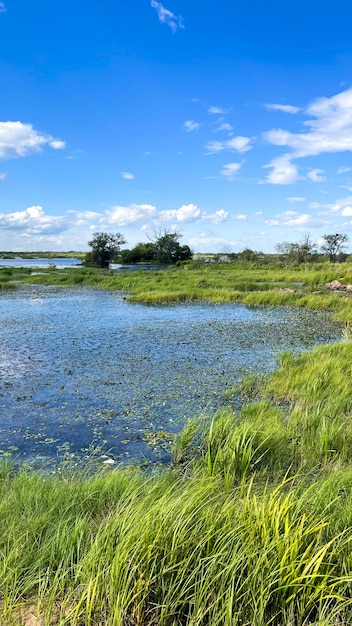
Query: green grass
4 261 352 623
5 259 352 320
3 338 352 623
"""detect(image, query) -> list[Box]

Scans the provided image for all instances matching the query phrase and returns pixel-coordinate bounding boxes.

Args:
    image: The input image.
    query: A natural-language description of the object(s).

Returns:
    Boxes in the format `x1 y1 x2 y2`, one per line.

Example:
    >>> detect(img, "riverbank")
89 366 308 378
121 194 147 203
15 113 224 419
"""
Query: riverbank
2 261 352 624
2 338 352 624
3 260 352 321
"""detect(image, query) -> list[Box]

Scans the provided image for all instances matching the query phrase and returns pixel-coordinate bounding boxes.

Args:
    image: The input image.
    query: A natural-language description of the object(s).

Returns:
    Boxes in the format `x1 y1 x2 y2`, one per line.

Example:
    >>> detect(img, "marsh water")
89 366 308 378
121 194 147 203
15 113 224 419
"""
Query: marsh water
0 284 342 469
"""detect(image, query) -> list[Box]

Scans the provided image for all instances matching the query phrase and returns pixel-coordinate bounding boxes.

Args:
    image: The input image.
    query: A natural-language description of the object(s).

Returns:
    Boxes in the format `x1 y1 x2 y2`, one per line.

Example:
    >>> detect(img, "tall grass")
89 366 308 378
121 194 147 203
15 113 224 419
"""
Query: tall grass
6 260 352 320
3 338 352 623
4 262 352 622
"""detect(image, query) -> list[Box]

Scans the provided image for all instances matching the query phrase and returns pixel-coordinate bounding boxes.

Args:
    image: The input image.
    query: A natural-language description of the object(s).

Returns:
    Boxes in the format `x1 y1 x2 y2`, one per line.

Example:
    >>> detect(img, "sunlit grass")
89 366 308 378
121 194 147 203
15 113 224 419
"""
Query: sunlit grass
4 260 352 320
3 261 352 622
2 337 352 622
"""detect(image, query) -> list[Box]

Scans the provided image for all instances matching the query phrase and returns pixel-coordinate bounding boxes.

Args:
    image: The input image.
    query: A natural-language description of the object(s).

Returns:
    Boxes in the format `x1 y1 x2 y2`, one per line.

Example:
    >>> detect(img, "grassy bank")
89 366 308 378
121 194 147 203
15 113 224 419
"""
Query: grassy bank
3 260 352 320
2 338 352 624
3 261 352 623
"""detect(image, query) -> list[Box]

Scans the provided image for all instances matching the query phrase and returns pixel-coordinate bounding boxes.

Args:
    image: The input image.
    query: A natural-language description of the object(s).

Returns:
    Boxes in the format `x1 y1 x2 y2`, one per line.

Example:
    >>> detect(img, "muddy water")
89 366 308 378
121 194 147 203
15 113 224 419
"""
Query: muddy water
0 285 341 469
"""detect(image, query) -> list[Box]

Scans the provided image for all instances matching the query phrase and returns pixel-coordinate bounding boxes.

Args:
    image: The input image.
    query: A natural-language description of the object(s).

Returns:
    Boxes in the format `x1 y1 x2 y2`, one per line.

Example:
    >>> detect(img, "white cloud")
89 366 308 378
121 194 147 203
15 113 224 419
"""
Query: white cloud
341 206 352 216
217 122 233 132
105 203 157 226
206 136 252 154
263 155 299 185
188 234 238 250
150 0 184 32
120 171 134 180
183 120 200 132
265 210 325 228
263 88 352 184
287 196 306 203
0 3 6 13
208 106 227 114
307 168 326 182
0 121 66 159
49 140 66 150
204 209 229 223
160 203 201 223
236 214 247 220
0 172 6 180
265 103 301 114
220 162 241 180
315 195 352 215
253 211 263 216
337 166 351 174
0 206 69 235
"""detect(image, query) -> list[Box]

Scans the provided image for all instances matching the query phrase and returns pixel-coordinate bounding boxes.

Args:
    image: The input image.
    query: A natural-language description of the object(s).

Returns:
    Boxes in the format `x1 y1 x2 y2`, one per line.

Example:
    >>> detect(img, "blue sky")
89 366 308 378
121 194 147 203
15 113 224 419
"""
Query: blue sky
2 1 352 253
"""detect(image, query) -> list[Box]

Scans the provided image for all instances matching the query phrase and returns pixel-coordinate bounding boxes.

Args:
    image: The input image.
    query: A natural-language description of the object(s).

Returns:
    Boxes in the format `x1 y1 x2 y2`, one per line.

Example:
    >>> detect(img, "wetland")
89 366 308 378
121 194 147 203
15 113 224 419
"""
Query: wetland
0 280 341 468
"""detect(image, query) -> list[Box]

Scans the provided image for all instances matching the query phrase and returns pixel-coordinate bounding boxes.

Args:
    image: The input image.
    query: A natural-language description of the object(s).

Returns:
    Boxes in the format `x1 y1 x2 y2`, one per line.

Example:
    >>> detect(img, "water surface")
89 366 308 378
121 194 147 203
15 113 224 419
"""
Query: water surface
0 285 341 469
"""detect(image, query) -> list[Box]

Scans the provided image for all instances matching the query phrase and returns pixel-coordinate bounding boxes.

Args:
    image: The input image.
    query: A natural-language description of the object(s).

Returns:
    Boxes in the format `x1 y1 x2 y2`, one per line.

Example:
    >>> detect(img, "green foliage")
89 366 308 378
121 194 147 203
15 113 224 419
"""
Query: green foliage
86 231 126 268
119 242 155 263
150 230 193 264
275 233 318 265
321 233 348 262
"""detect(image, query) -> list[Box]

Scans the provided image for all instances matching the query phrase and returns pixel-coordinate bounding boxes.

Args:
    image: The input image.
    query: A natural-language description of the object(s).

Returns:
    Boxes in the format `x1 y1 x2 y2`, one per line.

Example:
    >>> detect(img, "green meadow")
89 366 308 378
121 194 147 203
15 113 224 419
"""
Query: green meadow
2 261 352 624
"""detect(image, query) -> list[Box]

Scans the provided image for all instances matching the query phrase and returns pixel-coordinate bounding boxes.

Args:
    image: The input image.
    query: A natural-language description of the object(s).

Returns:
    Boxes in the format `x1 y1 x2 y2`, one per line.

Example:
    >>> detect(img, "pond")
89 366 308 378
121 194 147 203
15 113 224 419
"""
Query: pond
0 257 83 269
0 257 164 273
0 285 342 469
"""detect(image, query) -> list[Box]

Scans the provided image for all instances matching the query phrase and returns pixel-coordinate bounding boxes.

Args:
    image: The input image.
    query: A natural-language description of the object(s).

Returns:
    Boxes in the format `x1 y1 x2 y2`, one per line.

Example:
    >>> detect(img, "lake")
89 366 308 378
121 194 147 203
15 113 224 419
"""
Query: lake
0 284 342 469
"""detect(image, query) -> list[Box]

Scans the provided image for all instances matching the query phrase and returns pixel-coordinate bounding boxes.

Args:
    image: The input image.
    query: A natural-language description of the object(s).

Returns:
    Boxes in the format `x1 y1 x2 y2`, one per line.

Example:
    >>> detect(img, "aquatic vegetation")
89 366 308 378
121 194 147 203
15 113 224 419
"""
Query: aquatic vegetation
2 262 352 623
1 339 352 623
5 259 352 320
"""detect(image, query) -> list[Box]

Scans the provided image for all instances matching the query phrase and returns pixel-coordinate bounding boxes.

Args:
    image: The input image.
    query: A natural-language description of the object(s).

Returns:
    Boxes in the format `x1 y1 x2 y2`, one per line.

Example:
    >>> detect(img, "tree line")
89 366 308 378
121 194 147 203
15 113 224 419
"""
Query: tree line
85 231 349 269
85 230 192 268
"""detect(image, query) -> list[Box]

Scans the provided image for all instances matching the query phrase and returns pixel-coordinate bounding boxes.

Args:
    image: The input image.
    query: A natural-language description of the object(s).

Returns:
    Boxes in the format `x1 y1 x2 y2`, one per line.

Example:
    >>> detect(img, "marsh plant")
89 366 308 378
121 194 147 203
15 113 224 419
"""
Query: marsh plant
3 261 352 623
2 340 352 624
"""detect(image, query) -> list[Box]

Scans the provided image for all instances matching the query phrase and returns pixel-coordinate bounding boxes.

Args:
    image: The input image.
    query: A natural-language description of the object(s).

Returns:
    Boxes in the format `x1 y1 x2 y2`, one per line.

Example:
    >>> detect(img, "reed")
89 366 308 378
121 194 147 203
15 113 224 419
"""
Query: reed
6 259 352 320
2 339 352 623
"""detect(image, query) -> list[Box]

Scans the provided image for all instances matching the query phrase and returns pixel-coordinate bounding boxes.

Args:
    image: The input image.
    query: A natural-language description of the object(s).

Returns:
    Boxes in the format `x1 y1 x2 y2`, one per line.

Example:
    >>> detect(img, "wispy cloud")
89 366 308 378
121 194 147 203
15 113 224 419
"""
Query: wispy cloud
263 88 352 184
216 122 233 132
220 162 242 180
0 121 66 159
264 103 301 114
337 166 351 174
287 196 306 203
120 171 134 180
265 210 326 228
206 136 252 154
183 120 200 132
307 168 326 182
0 172 6 180
262 156 299 185
150 1 184 32
0 3 6 13
208 106 228 114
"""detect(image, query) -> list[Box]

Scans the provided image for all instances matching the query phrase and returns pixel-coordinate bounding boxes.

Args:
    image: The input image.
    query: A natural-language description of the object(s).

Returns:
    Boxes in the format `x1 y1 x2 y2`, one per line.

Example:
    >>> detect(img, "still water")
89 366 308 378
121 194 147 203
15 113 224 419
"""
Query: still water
0 285 342 469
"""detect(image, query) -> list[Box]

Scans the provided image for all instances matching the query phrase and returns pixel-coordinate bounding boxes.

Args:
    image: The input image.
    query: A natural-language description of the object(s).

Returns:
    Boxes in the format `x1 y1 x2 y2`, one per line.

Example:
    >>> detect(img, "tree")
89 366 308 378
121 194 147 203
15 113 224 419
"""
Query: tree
119 242 155 264
150 231 192 264
275 234 317 266
86 232 126 268
321 233 348 263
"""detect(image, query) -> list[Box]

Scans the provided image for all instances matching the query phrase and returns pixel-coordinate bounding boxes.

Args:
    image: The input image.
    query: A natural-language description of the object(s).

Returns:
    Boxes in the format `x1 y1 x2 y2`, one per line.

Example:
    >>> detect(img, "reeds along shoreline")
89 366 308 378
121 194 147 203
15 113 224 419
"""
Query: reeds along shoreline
2 262 352 623
3 259 352 320
2 346 352 623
